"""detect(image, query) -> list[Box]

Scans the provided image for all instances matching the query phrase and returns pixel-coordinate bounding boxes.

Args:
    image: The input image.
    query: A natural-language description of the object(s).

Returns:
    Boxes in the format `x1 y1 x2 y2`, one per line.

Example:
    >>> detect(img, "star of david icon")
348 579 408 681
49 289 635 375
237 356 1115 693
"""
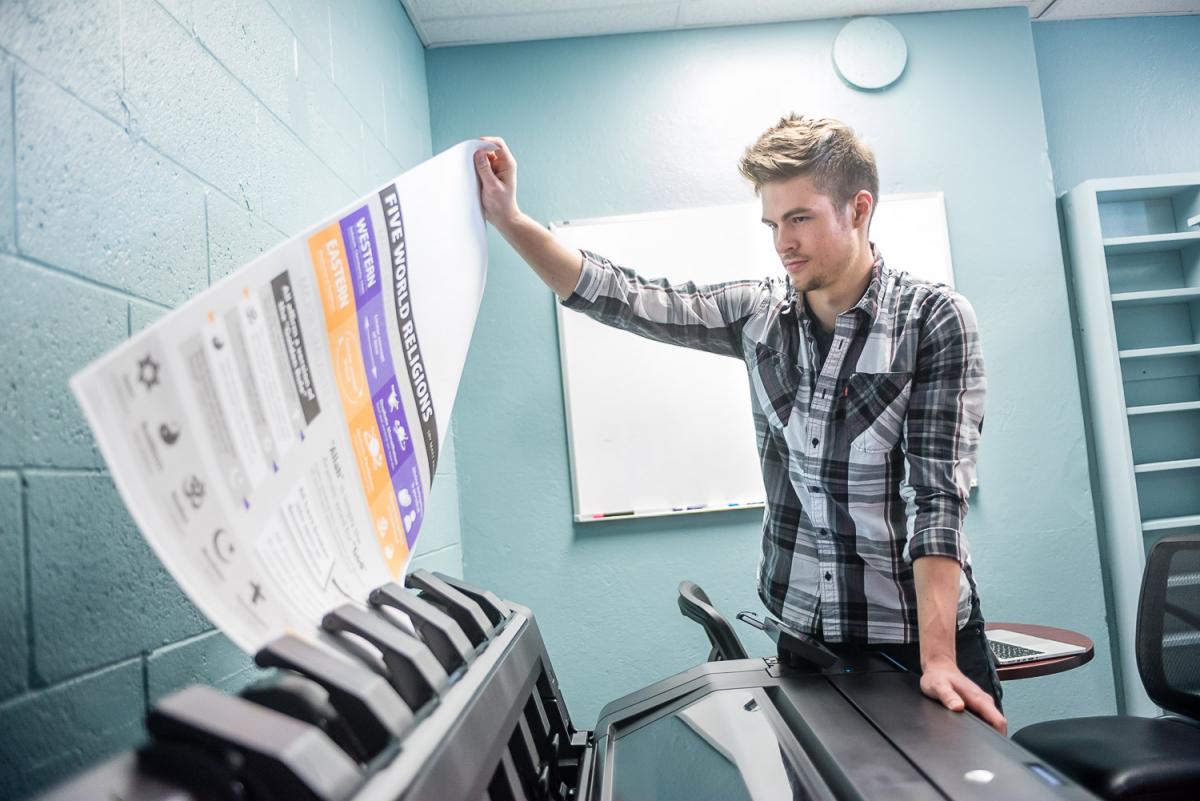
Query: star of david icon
137 354 160 391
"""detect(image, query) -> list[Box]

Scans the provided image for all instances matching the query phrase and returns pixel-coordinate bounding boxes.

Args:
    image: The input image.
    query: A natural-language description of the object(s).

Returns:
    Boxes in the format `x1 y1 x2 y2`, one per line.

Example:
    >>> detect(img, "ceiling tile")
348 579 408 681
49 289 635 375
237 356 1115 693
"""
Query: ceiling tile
678 0 1030 27
421 2 682 47
407 0 657 20
1038 0 1200 18
402 0 1191 48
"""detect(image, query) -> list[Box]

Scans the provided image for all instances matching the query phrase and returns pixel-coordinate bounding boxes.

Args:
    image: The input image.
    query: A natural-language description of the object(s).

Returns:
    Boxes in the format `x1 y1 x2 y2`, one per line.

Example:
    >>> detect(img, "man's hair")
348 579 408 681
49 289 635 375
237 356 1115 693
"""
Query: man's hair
738 114 879 212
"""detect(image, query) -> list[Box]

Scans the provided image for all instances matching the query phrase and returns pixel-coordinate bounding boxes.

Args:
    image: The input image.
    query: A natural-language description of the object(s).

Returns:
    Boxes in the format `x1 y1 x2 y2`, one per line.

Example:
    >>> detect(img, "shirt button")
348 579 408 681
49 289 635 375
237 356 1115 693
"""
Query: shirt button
824 572 832 581
820 528 829 536
811 438 819 447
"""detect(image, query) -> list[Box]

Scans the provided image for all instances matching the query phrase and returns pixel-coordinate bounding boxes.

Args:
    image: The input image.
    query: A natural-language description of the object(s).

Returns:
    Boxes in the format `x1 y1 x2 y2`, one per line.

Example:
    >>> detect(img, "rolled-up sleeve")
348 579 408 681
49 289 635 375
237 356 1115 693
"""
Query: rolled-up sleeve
901 291 986 564
561 250 768 360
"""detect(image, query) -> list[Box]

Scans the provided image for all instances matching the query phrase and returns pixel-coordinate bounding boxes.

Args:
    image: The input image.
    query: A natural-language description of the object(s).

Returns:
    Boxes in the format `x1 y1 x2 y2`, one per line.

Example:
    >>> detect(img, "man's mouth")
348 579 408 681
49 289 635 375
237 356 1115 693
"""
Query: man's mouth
783 258 809 273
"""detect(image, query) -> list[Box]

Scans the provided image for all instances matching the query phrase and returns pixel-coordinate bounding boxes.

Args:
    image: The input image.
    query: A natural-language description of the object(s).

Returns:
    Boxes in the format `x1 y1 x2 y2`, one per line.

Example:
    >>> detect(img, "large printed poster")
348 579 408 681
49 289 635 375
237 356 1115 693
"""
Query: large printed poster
71 141 489 653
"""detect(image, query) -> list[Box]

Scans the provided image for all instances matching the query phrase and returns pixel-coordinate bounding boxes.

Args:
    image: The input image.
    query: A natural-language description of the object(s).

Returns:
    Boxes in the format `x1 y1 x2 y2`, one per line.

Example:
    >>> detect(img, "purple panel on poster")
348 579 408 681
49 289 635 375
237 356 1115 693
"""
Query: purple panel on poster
372 377 414 476
396 458 424 548
357 294 394 397
339 205 382 306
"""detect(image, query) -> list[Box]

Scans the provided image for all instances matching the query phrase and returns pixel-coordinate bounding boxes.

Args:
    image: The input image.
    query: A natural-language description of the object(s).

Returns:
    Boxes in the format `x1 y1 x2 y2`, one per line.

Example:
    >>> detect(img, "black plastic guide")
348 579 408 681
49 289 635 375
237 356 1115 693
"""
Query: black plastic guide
321 604 447 712
253 633 415 762
369 582 475 675
405 569 495 646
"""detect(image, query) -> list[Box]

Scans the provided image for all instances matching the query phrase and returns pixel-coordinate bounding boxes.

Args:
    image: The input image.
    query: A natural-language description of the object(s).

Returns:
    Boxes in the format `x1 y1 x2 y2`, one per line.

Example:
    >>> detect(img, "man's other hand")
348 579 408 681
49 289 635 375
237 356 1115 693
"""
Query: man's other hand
920 658 1008 735
475 136 519 228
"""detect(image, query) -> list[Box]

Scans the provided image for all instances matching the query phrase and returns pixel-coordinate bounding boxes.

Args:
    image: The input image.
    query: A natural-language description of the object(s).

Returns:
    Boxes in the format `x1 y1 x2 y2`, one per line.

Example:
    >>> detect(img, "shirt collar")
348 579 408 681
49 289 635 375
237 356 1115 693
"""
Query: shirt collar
786 243 886 325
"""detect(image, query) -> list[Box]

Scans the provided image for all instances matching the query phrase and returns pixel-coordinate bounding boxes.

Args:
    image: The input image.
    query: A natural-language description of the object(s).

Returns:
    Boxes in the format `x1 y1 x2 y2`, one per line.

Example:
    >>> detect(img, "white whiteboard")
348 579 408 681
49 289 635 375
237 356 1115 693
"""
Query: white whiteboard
552 193 953 522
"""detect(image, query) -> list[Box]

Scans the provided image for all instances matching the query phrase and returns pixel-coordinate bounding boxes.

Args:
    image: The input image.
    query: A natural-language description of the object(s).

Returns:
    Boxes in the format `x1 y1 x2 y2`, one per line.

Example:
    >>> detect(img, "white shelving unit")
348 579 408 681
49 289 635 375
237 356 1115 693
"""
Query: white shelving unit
1063 173 1200 717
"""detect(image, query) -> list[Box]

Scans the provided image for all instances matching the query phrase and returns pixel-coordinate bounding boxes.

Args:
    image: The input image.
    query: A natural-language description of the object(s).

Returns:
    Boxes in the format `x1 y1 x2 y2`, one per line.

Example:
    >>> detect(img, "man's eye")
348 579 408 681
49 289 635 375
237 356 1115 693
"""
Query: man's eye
791 216 809 224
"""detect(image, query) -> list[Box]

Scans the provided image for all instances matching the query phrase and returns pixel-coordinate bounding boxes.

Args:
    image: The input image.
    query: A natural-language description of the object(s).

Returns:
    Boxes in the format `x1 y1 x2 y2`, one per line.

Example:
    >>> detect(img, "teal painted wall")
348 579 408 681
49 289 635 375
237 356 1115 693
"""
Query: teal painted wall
0 2 459 798
429 7 1116 731
1033 16 1200 195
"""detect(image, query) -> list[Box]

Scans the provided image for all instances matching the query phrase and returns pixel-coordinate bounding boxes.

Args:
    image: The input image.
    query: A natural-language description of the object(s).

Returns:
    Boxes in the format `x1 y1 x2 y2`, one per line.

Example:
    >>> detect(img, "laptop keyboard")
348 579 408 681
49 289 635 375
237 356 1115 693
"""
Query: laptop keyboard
989 641 1043 662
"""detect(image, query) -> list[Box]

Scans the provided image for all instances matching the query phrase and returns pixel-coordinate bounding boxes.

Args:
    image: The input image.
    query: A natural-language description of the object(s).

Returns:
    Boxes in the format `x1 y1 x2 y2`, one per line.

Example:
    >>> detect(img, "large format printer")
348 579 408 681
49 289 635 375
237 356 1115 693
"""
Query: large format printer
39 571 1100 801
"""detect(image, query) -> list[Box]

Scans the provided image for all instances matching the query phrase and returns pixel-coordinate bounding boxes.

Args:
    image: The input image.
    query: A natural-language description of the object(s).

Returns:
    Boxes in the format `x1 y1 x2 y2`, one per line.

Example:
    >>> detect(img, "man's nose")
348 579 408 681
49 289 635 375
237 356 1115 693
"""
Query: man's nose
775 229 795 255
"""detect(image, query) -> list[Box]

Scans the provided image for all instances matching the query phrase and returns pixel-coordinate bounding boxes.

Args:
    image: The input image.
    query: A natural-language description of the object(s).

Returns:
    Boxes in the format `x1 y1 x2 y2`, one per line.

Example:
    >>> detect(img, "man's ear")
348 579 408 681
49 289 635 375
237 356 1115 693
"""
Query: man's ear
852 190 874 229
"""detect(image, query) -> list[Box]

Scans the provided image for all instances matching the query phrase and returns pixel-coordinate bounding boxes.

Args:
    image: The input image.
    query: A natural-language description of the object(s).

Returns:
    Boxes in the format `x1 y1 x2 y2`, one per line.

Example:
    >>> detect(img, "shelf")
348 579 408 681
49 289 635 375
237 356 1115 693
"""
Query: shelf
1134 458 1200 474
1111 287 1200 306
1120 344 1200 360
1128 401 1200 416
1142 515 1200 533
1069 174 1200 718
1097 182 1200 203
1104 231 1200 255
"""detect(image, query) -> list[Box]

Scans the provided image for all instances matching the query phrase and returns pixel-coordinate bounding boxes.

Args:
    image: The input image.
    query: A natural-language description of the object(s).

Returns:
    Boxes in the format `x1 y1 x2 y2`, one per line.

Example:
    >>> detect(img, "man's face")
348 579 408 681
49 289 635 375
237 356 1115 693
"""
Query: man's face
760 173 862 293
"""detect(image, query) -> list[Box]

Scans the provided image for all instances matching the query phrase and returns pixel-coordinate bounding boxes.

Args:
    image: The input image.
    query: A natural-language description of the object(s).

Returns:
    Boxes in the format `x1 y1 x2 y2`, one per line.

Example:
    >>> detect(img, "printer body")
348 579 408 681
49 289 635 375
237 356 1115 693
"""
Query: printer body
38 572 1099 801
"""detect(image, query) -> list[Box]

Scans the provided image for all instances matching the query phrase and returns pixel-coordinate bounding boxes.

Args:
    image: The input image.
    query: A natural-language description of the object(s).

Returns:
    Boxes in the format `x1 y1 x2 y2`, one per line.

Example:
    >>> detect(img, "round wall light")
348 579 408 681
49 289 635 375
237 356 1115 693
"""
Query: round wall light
833 18 908 91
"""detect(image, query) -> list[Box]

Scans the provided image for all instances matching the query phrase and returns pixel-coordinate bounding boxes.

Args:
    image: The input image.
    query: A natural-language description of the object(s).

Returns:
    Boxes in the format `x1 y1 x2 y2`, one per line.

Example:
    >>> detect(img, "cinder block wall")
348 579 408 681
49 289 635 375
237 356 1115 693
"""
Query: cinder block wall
0 2 460 798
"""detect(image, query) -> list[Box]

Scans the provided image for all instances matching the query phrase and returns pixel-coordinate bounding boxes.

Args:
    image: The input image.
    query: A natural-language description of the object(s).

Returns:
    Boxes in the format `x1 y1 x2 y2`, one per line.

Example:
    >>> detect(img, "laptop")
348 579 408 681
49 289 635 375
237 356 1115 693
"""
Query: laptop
986 629 1088 666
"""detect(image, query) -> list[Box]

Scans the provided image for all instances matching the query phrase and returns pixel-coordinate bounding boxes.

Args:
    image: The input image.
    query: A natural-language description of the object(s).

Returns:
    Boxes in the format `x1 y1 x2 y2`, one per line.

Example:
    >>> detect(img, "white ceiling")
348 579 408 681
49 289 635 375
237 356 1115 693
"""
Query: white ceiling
399 0 1200 48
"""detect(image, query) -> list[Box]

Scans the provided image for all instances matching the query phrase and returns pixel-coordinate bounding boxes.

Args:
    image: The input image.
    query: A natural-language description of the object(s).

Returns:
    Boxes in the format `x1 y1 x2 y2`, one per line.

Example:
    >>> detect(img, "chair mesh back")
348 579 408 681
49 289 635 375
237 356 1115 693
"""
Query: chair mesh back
1136 535 1200 719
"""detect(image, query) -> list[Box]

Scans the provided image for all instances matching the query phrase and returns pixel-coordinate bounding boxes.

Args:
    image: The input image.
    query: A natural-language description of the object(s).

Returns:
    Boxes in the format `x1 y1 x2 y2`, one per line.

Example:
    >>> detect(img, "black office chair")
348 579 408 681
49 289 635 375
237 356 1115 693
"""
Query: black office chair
676 580 749 661
1013 534 1200 801
676 580 841 671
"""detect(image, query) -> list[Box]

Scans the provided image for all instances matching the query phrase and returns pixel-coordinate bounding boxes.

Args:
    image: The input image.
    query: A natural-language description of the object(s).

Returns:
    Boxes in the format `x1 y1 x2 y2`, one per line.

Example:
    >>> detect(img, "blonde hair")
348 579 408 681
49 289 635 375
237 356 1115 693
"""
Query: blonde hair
738 114 879 211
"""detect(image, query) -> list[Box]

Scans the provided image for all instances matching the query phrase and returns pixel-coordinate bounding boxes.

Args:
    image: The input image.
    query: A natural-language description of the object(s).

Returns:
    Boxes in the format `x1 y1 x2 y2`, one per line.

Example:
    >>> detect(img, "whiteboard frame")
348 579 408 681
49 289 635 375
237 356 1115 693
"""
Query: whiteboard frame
551 192 954 523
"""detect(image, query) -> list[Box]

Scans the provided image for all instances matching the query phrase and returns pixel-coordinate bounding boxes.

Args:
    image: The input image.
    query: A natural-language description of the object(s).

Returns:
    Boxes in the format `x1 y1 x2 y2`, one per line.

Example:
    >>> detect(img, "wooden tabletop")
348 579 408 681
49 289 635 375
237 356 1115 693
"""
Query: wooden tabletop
986 623 1095 681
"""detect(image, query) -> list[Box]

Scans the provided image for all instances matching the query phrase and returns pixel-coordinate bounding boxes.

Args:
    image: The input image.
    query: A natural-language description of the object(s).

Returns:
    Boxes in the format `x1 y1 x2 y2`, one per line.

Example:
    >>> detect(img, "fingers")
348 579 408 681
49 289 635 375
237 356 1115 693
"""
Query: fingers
935 673 1008 735
473 140 520 226
961 683 1008 735
920 671 1007 734
474 148 501 190
478 136 507 164
479 135 507 152
952 675 1007 735
478 136 515 172
922 675 965 712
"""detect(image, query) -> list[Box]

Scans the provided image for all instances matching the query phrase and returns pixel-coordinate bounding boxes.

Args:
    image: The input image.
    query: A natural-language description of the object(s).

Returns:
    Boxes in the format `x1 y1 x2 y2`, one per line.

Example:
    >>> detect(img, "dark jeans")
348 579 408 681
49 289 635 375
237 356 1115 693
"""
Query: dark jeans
777 598 1004 712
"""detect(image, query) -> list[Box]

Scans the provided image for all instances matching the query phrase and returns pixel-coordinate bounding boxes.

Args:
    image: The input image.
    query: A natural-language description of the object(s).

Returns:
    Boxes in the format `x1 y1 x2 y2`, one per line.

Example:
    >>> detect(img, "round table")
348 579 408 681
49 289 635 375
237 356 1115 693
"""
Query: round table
985 623 1094 681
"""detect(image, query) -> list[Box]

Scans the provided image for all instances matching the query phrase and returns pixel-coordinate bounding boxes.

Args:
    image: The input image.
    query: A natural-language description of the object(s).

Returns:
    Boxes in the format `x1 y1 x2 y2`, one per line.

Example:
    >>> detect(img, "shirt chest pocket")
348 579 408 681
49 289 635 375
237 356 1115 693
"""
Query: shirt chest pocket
750 345 806 430
841 371 913 454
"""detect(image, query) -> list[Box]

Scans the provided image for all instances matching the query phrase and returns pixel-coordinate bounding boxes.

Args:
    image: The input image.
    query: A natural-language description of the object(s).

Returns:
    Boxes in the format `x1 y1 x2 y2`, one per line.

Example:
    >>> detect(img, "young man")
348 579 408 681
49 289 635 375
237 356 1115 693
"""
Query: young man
474 115 1006 734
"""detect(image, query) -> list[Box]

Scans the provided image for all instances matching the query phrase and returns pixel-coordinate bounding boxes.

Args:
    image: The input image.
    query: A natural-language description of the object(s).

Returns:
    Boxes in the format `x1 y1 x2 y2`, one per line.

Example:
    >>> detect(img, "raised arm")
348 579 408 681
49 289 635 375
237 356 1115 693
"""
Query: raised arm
474 136 767 359
474 137 581 299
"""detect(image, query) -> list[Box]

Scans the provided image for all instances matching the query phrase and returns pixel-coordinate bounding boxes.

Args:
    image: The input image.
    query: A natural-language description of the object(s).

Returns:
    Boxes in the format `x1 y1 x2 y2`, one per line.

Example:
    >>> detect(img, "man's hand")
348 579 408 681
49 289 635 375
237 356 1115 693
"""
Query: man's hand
913 556 1007 735
475 136 520 228
920 657 1008 735
471 136 583 298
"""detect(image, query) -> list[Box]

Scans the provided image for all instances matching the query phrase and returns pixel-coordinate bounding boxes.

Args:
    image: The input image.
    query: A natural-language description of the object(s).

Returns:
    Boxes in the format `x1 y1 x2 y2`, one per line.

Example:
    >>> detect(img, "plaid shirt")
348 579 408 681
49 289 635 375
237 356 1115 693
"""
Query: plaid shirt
562 246 985 644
